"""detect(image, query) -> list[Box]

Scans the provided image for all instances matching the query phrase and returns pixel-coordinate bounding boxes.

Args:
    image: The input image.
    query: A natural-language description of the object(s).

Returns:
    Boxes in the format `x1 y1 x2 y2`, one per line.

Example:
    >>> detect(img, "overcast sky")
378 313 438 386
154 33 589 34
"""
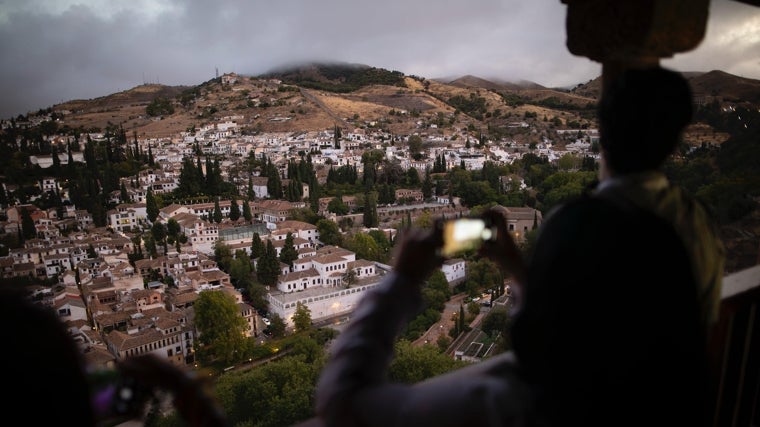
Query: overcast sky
1 0 758 119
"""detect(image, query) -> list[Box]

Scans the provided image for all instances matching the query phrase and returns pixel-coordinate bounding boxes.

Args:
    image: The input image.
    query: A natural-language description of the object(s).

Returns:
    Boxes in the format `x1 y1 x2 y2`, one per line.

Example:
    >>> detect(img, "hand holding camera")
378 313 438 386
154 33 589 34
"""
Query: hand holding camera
436 209 526 288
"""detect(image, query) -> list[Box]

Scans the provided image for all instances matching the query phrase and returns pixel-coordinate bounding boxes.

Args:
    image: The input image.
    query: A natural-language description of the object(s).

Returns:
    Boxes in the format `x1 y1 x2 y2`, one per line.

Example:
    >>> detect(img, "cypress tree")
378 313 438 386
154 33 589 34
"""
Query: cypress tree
120 181 130 203
146 188 159 223
459 304 465 333
20 207 36 240
229 196 240 221
247 176 255 200
250 232 265 259
258 240 280 287
242 199 252 222
422 169 432 199
212 198 223 223
363 191 378 228
279 232 298 270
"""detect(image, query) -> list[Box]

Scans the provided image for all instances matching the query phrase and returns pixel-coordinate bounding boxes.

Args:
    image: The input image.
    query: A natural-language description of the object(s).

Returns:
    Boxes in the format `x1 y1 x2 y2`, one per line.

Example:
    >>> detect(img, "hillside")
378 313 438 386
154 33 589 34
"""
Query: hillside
23 63 756 147
29 63 595 141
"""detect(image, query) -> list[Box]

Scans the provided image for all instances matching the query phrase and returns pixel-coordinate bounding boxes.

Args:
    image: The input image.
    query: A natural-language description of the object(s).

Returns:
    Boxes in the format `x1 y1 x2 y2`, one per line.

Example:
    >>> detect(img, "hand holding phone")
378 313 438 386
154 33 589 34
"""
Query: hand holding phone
437 217 497 258
478 209 527 291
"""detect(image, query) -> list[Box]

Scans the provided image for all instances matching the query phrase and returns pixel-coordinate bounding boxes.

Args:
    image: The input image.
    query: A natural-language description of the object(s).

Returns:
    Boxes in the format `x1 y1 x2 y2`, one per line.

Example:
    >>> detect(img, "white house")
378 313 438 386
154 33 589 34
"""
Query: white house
251 177 269 199
440 258 466 284
276 268 322 293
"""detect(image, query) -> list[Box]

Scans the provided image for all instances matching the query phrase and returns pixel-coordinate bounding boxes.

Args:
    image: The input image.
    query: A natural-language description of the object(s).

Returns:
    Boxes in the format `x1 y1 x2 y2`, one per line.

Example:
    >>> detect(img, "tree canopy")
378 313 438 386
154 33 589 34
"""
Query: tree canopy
194 290 251 366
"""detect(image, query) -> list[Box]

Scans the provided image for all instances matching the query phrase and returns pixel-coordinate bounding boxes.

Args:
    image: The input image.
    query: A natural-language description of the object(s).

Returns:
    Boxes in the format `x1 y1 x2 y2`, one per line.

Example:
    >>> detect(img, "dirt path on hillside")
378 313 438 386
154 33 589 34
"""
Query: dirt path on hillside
300 88 352 129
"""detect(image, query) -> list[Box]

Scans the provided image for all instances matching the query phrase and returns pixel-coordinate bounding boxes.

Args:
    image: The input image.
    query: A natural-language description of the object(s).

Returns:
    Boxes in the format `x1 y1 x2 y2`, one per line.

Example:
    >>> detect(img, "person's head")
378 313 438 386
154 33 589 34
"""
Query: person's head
598 66 693 176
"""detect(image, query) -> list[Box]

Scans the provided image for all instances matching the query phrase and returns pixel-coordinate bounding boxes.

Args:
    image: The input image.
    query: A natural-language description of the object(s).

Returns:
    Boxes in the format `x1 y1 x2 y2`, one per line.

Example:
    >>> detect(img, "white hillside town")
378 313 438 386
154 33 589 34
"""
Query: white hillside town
0 73 609 371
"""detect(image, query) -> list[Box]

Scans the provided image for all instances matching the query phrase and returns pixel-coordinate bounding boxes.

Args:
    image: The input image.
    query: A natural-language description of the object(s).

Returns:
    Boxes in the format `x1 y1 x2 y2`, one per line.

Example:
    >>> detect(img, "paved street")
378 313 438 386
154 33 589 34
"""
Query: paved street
412 292 469 347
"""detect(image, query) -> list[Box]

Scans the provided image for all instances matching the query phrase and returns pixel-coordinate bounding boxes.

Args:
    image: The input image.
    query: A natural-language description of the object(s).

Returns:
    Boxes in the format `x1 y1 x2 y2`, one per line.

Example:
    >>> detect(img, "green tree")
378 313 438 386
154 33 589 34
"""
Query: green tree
422 169 433 199
333 124 342 148
257 240 280 287
344 233 382 262
146 188 159 223
242 198 252 221
467 301 481 317
247 283 269 314
292 302 312 333
407 135 423 159
557 153 582 171
268 313 287 338
362 190 378 228
213 198 223 223
481 306 513 352
20 207 36 240
143 233 157 258
229 196 240 221
119 181 130 203
388 340 467 383
214 240 233 272
151 221 168 255
250 232 265 259
215 354 321 427
458 304 466 333
327 194 349 215
176 157 203 197
464 258 502 296
229 250 253 285
425 269 451 306
342 268 358 288
367 229 391 257
279 232 298 269
167 218 181 241
194 290 249 366
267 168 283 199
316 219 342 246
145 97 175 116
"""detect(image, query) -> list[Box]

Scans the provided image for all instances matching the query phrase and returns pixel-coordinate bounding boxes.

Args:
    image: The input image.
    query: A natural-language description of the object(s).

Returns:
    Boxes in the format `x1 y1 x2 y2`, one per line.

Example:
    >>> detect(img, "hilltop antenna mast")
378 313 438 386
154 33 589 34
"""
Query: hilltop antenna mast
216 67 219 78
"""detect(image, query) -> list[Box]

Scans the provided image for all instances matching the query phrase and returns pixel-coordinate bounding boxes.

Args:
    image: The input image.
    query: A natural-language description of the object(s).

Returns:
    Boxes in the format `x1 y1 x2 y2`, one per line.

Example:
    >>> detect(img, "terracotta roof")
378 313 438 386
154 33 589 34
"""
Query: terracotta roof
276 220 317 230
312 253 350 264
279 268 320 283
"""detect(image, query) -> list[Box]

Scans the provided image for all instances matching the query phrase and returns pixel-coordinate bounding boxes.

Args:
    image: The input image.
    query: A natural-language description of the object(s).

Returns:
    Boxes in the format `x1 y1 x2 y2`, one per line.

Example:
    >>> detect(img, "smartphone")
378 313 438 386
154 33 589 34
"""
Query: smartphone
438 217 495 258
89 368 151 423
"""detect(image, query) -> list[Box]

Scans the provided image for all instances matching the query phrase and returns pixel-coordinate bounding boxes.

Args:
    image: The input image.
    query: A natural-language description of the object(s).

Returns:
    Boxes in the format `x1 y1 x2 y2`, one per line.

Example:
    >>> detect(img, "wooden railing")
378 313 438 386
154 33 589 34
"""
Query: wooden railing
706 264 760 427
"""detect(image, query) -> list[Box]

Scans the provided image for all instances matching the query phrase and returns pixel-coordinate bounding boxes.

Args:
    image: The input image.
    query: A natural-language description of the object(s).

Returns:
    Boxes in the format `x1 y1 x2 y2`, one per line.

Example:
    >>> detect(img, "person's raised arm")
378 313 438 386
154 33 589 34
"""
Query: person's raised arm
479 209 527 303
315 226 443 426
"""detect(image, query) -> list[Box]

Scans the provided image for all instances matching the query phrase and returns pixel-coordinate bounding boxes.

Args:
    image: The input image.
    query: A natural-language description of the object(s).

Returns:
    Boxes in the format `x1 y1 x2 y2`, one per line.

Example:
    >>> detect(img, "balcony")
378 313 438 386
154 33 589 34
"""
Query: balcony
707 264 760 427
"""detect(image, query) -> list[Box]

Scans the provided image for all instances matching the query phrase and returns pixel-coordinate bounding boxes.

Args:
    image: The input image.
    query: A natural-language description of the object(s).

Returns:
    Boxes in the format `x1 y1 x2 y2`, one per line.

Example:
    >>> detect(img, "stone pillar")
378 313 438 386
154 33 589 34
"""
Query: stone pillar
560 0 710 89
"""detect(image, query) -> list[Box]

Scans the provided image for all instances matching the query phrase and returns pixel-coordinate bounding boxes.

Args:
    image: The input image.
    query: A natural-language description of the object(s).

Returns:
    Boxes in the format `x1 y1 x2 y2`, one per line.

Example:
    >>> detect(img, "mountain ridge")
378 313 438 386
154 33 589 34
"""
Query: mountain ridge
9 63 759 142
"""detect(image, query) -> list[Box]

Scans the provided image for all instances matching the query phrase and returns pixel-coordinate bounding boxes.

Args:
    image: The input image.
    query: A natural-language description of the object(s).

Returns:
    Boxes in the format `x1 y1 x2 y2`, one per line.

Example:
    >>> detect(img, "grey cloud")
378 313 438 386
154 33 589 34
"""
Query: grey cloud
0 0 758 119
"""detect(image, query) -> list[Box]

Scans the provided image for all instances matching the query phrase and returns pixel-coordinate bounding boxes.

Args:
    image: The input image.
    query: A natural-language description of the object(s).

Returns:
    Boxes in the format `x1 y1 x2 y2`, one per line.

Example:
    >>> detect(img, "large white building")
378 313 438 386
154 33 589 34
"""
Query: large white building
267 275 383 328
267 246 384 328
440 258 466 284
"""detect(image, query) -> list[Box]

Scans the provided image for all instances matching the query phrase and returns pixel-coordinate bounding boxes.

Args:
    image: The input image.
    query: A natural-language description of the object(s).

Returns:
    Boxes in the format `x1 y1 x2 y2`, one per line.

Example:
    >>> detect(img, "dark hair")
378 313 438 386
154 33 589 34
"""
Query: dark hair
598 67 693 174
0 289 95 425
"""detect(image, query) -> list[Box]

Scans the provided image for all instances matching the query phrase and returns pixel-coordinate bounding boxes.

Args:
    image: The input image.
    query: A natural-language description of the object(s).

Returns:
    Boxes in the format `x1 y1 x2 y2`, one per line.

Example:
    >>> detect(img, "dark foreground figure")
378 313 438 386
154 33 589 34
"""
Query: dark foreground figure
315 67 716 427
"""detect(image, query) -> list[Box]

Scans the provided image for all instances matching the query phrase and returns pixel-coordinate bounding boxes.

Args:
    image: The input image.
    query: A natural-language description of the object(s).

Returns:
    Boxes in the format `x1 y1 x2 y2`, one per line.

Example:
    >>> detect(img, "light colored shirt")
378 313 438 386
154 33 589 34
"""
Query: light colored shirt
596 171 725 329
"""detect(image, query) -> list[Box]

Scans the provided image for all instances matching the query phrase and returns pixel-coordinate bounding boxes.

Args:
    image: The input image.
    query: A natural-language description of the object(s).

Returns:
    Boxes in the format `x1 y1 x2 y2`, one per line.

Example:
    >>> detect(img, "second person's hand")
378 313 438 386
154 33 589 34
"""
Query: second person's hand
479 209 527 290
392 225 444 284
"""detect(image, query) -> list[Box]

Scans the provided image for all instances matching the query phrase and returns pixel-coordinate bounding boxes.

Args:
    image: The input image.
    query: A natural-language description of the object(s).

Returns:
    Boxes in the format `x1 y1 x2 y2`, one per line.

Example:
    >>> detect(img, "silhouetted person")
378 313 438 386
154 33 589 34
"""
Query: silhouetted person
0 288 96 426
489 66 715 426
594 66 724 334
315 66 712 427
0 288 229 427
